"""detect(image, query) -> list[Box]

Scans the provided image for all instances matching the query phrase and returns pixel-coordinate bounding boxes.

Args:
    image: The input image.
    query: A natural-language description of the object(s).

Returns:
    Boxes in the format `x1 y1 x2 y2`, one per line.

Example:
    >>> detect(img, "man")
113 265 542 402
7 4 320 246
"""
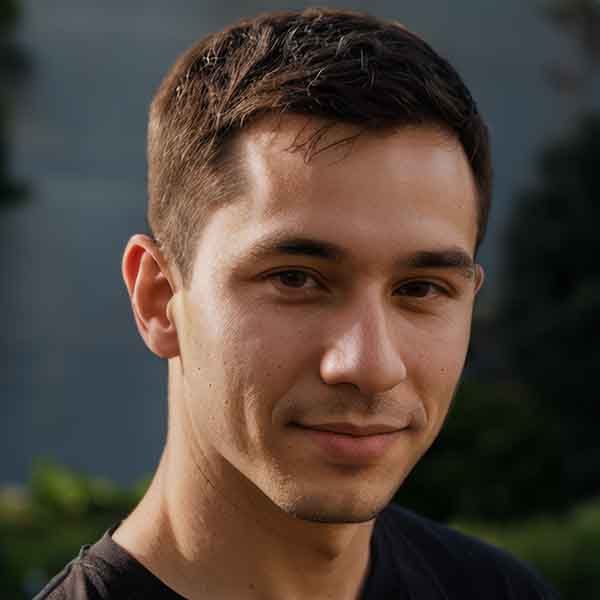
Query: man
36 8 559 600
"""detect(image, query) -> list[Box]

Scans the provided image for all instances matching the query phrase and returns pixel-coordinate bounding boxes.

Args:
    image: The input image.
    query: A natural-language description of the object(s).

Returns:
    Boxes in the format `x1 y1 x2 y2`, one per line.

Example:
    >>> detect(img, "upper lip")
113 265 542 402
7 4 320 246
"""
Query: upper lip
293 422 403 437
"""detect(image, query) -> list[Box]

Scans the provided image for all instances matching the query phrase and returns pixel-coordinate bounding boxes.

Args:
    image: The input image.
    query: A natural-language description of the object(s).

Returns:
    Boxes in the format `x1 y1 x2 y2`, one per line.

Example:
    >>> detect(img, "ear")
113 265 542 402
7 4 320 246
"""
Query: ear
473 263 485 296
122 234 180 359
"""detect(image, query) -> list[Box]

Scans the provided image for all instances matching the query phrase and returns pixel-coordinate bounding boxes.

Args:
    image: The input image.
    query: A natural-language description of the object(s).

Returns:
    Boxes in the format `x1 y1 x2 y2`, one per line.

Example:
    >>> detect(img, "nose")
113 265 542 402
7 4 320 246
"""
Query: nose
319 295 408 396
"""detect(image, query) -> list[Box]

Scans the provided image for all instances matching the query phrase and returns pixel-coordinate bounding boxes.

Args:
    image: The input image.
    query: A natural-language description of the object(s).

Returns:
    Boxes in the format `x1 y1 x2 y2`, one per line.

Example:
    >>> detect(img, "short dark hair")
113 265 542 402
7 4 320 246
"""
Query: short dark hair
147 7 492 287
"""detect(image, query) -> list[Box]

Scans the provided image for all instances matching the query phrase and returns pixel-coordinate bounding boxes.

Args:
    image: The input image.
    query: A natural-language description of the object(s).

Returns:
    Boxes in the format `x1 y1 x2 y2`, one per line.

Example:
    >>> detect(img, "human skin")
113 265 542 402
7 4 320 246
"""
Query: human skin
115 116 484 600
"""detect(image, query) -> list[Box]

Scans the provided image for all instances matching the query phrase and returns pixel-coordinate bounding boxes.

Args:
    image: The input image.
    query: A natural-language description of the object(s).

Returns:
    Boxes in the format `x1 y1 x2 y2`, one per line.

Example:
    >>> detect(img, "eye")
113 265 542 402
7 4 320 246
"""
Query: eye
395 280 446 298
268 269 321 290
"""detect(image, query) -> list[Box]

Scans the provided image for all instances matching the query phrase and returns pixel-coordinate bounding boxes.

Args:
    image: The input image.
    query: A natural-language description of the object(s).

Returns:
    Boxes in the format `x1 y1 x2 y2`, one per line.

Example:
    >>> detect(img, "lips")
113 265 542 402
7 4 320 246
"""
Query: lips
292 422 405 436
290 422 403 463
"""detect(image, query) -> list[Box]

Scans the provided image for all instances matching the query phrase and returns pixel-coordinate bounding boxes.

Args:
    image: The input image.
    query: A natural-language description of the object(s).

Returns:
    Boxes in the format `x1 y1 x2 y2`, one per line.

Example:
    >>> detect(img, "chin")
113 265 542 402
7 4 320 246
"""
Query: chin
274 487 396 524
289 506 381 524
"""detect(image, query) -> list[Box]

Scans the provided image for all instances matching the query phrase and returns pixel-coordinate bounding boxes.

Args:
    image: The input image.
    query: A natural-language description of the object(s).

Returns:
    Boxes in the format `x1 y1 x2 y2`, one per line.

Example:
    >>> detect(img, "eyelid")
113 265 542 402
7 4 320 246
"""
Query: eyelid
263 268 325 290
395 279 452 297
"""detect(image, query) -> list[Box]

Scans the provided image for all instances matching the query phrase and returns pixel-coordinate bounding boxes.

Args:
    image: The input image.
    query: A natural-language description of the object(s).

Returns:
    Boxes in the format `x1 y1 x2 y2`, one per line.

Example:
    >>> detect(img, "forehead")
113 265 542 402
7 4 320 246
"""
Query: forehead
199 115 479 277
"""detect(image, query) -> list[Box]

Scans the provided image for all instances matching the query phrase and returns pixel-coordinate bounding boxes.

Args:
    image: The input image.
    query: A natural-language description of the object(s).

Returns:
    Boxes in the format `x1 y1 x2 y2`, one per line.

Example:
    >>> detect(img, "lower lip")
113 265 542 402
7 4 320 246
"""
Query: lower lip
291 425 403 464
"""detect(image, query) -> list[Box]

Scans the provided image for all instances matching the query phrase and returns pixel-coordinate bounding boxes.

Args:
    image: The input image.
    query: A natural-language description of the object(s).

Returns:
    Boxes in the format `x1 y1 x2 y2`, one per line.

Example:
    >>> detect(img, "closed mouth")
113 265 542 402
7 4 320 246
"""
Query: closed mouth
291 422 403 437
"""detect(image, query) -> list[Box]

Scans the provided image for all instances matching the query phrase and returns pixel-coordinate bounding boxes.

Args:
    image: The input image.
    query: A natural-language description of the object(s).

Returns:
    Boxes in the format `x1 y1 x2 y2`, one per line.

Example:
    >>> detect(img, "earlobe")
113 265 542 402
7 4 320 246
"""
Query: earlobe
122 234 180 359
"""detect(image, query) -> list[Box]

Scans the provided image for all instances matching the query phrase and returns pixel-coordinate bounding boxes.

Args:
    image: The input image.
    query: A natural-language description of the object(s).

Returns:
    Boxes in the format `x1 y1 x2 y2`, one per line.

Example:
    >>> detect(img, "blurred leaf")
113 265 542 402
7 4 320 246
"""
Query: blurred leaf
0 460 145 599
395 380 565 521
499 113 600 503
454 497 600 600
0 0 20 33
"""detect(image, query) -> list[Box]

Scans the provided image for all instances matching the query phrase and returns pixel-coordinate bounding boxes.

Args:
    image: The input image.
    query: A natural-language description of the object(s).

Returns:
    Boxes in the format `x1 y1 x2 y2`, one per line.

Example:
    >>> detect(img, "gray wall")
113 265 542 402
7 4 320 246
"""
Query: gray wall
2 0 578 485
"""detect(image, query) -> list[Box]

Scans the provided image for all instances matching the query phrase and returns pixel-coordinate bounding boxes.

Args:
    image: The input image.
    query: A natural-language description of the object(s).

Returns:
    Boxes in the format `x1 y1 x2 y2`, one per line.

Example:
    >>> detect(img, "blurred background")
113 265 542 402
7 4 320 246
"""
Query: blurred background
1 0 598 597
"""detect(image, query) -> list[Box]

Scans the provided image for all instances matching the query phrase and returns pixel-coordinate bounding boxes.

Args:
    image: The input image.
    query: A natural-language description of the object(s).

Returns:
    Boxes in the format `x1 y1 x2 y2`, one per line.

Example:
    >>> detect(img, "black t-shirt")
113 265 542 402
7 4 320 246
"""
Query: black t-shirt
33 503 559 599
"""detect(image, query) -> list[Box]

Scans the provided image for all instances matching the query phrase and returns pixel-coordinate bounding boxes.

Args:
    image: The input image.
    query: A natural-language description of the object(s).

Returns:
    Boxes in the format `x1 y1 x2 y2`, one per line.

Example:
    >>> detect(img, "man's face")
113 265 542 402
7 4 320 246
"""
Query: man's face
171 117 482 524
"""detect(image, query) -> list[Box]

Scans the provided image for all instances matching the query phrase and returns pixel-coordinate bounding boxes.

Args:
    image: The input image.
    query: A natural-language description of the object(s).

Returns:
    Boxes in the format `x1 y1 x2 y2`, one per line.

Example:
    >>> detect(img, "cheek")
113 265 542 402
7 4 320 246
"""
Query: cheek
177 297 257 456
408 312 472 422
214 303 317 448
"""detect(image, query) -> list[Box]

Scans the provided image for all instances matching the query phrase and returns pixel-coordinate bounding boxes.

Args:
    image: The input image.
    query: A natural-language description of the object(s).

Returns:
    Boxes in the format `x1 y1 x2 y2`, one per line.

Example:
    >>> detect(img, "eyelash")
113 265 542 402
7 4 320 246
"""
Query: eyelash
265 269 450 298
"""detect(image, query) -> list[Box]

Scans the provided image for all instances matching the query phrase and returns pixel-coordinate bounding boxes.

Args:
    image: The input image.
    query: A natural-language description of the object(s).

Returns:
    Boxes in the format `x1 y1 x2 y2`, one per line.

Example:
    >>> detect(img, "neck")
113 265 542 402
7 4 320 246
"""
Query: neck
113 401 375 600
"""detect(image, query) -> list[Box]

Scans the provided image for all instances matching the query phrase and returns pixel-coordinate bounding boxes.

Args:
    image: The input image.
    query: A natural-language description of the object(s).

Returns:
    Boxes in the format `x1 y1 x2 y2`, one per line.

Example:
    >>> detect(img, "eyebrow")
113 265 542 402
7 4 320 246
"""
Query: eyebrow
407 249 475 279
242 233 476 279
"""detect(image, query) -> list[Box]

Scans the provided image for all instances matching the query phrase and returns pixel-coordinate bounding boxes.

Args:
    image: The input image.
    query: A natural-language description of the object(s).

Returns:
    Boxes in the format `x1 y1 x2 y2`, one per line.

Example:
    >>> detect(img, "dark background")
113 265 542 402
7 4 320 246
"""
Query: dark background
1 1 599 598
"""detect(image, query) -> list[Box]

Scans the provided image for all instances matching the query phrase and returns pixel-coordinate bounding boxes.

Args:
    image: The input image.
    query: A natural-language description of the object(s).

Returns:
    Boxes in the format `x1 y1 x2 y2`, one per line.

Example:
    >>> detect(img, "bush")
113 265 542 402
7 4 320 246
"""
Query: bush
395 379 565 521
0 460 146 599
454 498 600 600
499 114 600 504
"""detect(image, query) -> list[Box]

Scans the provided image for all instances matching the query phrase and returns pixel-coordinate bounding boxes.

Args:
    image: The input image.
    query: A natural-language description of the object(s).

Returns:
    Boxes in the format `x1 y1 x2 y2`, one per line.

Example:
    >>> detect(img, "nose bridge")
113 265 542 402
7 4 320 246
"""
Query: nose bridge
319 289 408 395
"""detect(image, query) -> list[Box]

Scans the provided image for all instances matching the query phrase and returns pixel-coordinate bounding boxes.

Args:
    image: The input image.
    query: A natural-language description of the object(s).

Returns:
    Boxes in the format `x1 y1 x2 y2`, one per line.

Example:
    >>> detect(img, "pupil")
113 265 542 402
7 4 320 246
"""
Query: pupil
401 282 430 297
280 271 307 287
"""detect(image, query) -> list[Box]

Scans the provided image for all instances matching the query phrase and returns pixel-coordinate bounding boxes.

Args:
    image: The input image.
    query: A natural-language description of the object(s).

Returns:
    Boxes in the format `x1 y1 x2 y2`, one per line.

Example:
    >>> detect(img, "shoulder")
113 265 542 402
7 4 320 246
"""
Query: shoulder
373 503 560 599
33 546 109 600
33 525 185 600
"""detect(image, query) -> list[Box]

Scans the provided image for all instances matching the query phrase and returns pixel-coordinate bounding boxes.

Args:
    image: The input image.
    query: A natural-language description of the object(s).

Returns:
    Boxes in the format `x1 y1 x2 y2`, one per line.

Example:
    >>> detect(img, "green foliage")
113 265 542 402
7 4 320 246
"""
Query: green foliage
395 379 565 521
499 113 600 503
0 0 20 32
454 499 600 600
28 460 139 518
0 460 147 600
